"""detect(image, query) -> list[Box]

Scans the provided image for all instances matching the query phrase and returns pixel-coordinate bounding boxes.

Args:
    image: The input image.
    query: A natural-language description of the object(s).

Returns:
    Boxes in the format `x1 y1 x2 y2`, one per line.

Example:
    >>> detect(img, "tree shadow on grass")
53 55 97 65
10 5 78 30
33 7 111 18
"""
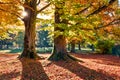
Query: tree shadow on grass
20 59 50 80
53 61 115 80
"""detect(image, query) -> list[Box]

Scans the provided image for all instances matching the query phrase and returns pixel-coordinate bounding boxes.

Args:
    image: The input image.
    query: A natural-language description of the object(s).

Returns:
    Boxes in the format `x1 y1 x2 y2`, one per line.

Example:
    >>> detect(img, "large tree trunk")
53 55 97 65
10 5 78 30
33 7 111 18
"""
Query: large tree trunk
48 35 69 61
48 35 81 61
19 1 39 59
48 3 79 61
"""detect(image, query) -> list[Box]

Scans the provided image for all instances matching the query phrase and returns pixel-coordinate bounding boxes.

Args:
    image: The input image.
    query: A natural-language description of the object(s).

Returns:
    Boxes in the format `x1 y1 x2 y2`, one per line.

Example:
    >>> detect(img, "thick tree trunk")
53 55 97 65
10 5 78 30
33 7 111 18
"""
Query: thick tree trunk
48 35 81 61
48 35 70 61
19 1 39 59
48 3 79 61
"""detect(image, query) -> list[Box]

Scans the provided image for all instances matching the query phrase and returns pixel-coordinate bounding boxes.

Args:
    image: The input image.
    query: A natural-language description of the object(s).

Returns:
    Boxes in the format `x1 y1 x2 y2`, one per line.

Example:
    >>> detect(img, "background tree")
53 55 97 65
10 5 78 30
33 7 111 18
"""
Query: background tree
36 25 52 48
0 0 51 59
15 31 24 49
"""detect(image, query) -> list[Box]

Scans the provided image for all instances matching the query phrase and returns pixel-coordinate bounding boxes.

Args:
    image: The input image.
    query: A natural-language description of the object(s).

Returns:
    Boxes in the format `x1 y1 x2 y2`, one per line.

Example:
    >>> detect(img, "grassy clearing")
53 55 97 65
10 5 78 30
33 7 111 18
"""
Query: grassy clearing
0 47 53 54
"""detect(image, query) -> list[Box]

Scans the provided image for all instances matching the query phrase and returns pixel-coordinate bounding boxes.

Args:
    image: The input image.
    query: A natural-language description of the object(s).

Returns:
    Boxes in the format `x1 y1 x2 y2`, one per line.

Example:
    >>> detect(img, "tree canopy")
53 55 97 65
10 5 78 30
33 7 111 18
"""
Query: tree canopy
0 0 120 59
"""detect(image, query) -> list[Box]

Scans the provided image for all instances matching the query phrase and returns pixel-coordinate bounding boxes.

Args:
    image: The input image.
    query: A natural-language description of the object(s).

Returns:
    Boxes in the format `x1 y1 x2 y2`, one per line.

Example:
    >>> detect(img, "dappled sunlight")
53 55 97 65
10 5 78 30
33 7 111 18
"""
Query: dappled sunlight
37 14 52 20
21 11 28 18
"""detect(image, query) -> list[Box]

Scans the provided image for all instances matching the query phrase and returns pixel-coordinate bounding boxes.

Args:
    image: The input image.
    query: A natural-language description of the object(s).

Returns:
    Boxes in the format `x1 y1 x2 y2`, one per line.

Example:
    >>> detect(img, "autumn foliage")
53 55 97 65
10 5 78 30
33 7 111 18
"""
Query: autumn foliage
0 53 120 80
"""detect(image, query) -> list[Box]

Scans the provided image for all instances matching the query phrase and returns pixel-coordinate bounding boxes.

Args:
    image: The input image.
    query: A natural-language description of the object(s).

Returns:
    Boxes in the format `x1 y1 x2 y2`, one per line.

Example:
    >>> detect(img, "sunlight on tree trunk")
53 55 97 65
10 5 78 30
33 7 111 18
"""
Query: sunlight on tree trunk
19 0 39 59
48 35 70 60
48 2 80 61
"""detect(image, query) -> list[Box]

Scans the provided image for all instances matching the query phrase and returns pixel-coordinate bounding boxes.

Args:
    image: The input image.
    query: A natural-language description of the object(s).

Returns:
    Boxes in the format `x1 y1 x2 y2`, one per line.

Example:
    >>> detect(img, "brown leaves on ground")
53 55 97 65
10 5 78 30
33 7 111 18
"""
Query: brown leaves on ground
0 53 120 80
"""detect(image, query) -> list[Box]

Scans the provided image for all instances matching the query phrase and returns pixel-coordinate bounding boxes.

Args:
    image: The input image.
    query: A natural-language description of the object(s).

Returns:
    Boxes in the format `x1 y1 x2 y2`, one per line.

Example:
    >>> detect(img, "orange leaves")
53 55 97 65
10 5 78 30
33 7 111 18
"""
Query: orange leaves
0 53 120 80
74 0 88 4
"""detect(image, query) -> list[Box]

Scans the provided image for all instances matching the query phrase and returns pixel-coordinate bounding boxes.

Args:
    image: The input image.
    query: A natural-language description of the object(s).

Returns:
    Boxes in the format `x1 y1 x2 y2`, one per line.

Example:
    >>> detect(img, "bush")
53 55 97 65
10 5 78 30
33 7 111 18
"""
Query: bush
96 40 114 54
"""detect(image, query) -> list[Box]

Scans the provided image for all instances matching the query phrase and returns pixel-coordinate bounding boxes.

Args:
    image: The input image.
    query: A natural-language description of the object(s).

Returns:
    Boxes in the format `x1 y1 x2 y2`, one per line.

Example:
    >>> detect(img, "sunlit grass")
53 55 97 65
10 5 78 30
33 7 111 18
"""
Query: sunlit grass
0 47 53 54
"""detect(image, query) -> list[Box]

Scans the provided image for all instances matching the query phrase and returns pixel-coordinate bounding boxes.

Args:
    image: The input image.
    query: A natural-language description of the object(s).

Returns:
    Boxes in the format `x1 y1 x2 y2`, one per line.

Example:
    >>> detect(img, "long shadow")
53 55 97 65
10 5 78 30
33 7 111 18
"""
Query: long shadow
53 61 116 80
20 59 50 80
73 54 120 66
0 71 20 80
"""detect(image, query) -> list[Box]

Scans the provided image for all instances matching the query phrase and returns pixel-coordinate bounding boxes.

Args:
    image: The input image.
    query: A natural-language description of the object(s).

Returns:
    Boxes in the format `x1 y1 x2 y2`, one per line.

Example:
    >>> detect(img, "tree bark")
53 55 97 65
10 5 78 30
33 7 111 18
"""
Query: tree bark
19 1 39 59
78 41 81 51
70 42 75 53
48 4 70 61
48 3 79 61
48 35 69 61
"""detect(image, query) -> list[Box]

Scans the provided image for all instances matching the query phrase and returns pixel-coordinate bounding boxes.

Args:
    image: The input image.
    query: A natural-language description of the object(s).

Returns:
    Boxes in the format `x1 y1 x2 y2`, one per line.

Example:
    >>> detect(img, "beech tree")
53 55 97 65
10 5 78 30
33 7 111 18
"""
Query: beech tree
0 0 51 59
0 0 119 60
48 0 119 61
19 0 51 59
48 2 69 60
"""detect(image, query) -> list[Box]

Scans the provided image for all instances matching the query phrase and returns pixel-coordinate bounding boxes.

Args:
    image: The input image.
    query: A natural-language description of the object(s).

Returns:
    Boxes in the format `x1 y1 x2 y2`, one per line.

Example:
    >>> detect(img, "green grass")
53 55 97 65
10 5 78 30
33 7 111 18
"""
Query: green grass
0 49 23 53
0 47 53 54
36 47 53 53
0 47 97 54
9 49 23 53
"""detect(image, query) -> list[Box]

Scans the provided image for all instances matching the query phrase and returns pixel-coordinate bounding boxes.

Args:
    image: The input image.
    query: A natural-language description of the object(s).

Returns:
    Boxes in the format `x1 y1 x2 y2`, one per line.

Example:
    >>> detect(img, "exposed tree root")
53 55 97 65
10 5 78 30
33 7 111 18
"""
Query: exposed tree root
18 52 45 60
48 52 83 62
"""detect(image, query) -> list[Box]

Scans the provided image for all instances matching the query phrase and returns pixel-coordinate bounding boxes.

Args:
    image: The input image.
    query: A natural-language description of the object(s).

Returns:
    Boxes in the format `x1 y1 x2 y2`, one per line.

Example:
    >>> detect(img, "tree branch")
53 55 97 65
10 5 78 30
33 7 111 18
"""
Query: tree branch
104 29 120 37
94 18 120 30
0 1 13 4
37 2 51 14
36 0 40 5
86 0 116 17
69 18 120 31
0 8 23 21
75 4 92 15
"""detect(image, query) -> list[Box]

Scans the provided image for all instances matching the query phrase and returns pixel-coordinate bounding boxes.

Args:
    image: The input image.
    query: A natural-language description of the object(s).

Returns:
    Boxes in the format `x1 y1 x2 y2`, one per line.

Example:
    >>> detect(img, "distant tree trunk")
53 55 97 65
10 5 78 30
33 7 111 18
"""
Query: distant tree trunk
6 44 9 49
0 40 2 49
67 43 71 51
71 42 75 53
78 41 81 50
0 45 2 49
19 1 39 59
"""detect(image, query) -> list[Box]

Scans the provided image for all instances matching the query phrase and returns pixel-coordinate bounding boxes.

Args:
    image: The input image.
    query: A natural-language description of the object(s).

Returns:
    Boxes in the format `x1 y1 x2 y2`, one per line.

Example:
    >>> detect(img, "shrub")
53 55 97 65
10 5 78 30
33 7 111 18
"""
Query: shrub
96 40 114 54
112 45 120 57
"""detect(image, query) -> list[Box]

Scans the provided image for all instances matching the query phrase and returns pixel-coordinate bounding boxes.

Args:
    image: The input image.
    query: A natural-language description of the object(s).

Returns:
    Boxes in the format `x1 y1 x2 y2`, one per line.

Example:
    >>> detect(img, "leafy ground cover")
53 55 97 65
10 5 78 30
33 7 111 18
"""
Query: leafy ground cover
0 53 120 80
